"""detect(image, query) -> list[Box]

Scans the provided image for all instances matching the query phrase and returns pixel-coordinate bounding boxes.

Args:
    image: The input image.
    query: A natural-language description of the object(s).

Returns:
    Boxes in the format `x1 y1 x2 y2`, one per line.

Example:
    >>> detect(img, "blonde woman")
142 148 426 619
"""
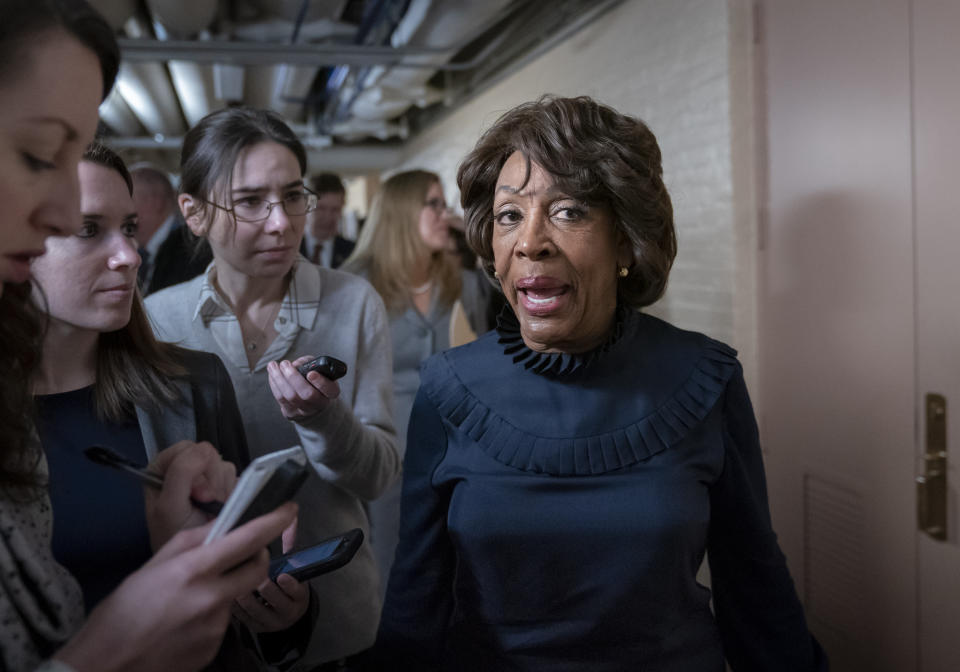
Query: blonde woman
342 169 494 588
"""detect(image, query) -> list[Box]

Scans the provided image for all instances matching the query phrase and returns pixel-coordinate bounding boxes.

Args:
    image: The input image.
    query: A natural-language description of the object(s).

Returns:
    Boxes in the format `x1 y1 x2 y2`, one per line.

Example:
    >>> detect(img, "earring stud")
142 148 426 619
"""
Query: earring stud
618 266 629 278
494 271 500 279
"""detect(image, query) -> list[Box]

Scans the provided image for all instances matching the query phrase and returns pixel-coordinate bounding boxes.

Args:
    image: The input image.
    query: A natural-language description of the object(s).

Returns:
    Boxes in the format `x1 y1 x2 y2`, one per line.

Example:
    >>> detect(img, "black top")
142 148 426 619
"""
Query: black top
377 309 827 671
37 386 152 611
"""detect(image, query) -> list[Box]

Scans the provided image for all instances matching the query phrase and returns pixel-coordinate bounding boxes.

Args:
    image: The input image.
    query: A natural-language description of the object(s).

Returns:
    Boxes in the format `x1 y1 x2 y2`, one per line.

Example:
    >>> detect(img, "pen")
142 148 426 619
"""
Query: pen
84 446 224 516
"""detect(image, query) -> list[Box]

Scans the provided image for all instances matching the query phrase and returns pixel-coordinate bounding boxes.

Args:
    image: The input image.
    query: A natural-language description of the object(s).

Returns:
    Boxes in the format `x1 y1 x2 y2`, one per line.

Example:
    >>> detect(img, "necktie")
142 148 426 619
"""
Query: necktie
137 248 151 289
311 243 324 265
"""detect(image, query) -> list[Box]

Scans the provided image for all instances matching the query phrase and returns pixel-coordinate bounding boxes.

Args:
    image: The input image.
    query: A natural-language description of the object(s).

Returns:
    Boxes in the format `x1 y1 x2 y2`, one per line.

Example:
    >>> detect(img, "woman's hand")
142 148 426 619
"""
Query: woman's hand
267 355 341 420
233 514 310 632
144 441 237 551
53 502 297 672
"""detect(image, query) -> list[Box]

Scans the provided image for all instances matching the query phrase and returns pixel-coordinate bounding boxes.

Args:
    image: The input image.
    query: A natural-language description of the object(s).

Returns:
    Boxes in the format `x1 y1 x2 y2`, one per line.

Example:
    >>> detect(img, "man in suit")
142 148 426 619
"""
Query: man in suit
130 164 211 295
301 172 355 268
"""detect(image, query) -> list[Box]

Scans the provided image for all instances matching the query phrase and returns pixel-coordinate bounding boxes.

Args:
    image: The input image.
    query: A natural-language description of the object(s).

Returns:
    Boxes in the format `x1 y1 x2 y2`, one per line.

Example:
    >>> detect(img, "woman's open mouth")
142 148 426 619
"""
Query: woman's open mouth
516 276 570 316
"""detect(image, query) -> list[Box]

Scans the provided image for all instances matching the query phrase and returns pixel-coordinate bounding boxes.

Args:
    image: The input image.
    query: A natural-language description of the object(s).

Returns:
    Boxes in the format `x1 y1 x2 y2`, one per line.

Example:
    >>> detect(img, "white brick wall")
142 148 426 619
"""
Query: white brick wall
392 0 756 389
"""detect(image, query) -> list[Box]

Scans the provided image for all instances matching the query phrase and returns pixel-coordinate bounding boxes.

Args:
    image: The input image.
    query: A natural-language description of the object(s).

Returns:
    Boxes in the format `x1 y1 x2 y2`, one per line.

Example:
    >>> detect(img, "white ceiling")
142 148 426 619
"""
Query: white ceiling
89 0 623 173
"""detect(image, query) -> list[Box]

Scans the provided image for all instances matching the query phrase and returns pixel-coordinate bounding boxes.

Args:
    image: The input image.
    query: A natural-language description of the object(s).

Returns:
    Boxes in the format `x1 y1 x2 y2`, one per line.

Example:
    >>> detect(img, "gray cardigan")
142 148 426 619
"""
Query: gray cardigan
145 261 399 667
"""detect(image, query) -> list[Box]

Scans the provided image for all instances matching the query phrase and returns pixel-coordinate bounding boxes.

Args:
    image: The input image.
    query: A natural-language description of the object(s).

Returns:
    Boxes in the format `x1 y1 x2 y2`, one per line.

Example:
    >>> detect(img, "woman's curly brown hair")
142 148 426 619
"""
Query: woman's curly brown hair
457 95 677 309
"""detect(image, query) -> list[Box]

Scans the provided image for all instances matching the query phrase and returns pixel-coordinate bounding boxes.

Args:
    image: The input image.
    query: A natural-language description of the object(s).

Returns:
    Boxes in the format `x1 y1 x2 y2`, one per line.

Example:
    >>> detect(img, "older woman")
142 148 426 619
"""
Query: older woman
376 96 826 671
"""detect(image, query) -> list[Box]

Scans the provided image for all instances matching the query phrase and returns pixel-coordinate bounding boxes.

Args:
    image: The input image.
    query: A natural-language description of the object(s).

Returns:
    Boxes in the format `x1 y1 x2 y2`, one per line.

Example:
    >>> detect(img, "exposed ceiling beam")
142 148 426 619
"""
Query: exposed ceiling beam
118 38 458 67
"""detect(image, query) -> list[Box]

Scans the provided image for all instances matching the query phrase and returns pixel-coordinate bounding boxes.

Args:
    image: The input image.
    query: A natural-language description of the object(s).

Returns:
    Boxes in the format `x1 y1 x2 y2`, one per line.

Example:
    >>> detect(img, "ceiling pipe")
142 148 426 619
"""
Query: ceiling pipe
98 86 145 137
113 16 186 137
145 0 217 35
118 38 461 67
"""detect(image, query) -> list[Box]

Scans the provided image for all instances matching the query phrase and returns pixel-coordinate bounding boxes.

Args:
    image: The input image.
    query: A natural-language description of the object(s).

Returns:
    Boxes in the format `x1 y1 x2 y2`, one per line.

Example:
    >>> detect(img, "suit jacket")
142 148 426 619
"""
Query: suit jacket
144 225 213 296
136 347 249 466
299 235 355 269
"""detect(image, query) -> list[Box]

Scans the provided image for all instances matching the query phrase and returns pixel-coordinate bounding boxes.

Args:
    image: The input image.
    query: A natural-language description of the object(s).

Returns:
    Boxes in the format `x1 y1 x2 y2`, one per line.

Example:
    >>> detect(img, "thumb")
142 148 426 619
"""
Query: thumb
281 516 298 553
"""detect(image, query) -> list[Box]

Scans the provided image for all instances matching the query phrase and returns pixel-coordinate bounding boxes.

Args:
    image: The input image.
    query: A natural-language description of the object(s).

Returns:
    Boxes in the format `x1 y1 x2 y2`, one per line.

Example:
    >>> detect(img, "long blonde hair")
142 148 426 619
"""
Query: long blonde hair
344 170 461 313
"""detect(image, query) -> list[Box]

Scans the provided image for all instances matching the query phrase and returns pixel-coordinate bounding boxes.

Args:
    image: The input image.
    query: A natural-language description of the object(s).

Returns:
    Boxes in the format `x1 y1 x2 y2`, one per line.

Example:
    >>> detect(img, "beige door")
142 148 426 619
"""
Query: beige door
758 0 960 669
912 0 960 669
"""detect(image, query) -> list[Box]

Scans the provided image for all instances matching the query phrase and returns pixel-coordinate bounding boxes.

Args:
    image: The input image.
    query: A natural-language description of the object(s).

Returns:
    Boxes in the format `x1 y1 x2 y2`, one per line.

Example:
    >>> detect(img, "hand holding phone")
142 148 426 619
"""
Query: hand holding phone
269 528 364 582
268 356 345 420
204 446 309 545
296 355 347 380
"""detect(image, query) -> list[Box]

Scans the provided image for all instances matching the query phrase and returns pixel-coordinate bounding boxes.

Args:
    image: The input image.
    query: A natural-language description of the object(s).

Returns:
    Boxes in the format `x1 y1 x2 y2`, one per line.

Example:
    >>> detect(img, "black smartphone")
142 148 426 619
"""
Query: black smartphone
296 355 347 380
269 528 364 582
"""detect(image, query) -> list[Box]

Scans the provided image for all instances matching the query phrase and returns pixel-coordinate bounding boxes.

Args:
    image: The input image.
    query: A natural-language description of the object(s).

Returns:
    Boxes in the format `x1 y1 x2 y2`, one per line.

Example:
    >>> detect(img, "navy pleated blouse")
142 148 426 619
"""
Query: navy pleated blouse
376 309 827 671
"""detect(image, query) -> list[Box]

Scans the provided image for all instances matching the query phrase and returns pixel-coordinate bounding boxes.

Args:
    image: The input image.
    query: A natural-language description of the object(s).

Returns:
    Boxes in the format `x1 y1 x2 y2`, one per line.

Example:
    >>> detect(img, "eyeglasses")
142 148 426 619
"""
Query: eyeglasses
204 188 318 223
423 197 447 213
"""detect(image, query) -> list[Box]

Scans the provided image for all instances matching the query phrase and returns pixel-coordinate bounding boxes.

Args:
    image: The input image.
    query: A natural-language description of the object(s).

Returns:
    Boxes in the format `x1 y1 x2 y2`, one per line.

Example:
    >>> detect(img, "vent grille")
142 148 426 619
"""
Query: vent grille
803 474 867 640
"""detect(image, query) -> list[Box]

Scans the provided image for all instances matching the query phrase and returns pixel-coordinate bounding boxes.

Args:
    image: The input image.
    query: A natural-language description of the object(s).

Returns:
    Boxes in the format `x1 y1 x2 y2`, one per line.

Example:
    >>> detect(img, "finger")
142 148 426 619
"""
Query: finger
255 579 291 607
269 361 301 403
280 360 325 401
215 547 273 601
304 371 341 399
148 521 213 564
160 443 221 500
281 516 298 553
148 439 200 475
194 502 298 576
257 577 307 624
290 355 315 367
234 593 276 631
275 574 309 603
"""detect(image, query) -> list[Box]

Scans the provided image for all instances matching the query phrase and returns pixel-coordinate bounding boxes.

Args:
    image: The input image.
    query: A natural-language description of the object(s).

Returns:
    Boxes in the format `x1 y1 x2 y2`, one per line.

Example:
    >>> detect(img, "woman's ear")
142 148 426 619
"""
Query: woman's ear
179 194 207 237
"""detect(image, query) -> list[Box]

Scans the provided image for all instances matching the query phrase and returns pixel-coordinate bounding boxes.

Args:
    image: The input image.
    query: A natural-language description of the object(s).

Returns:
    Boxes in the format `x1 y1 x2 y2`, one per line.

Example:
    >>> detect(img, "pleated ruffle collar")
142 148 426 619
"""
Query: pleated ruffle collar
422 313 740 476
495 305 626 377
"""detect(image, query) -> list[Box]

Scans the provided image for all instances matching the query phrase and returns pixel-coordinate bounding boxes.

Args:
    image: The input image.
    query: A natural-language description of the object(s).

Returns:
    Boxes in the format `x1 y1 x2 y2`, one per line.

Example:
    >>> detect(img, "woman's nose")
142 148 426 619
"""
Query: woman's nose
34 168 84 238
264 203 292 234
108 235 141 270
515 209 554 259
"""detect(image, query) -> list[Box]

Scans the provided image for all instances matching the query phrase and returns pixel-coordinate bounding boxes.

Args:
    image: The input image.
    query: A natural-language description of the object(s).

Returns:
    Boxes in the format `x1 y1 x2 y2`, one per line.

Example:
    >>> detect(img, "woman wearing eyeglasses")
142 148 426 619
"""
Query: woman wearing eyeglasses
145 106 400 670
341 169 494 592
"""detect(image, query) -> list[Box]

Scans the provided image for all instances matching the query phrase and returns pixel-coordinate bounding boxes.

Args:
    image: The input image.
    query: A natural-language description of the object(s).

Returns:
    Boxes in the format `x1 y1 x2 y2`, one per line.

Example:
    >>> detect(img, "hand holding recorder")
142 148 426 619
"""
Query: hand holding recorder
267 354 348 420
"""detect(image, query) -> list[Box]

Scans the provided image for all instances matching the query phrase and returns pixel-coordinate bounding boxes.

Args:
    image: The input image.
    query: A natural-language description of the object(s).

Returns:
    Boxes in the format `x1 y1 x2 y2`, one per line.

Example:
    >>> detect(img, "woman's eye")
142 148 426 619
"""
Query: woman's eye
22 153 56 172
285 191 306 203
552 206 585 222
78 221 98 238
122 221 139 238
235 196 263 209
494 209 522 226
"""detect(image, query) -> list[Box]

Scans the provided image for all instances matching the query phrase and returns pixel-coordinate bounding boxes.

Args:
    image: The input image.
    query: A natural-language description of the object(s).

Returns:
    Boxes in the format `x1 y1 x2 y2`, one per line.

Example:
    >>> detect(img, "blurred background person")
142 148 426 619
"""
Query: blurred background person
302 172 355 269
341 169 494 591
130 164 211 295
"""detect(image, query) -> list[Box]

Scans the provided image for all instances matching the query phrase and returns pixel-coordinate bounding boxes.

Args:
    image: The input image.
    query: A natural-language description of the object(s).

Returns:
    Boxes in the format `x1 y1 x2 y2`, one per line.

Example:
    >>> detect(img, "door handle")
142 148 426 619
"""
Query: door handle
917 393 947 541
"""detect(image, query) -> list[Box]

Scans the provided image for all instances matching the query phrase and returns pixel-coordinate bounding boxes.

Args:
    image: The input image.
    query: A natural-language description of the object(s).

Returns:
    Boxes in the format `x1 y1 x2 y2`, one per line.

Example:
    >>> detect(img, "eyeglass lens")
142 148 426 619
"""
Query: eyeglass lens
424 197 446 212
233 191 316 222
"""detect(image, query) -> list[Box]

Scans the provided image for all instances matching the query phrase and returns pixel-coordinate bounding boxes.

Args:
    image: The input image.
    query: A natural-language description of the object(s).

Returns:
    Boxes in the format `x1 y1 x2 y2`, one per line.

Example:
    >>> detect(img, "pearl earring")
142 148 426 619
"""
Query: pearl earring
494 271 500 279
618 266 629 278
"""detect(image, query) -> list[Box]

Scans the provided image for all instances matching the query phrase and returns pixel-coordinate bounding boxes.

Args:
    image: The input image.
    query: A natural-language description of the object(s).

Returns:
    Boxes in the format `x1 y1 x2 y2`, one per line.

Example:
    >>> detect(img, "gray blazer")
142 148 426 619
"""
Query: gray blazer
136 347 250 470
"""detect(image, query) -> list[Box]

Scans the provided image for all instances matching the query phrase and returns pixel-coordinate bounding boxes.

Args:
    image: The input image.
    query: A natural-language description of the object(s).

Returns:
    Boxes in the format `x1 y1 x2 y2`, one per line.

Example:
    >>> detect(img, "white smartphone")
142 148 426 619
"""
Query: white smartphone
203 446 309 545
